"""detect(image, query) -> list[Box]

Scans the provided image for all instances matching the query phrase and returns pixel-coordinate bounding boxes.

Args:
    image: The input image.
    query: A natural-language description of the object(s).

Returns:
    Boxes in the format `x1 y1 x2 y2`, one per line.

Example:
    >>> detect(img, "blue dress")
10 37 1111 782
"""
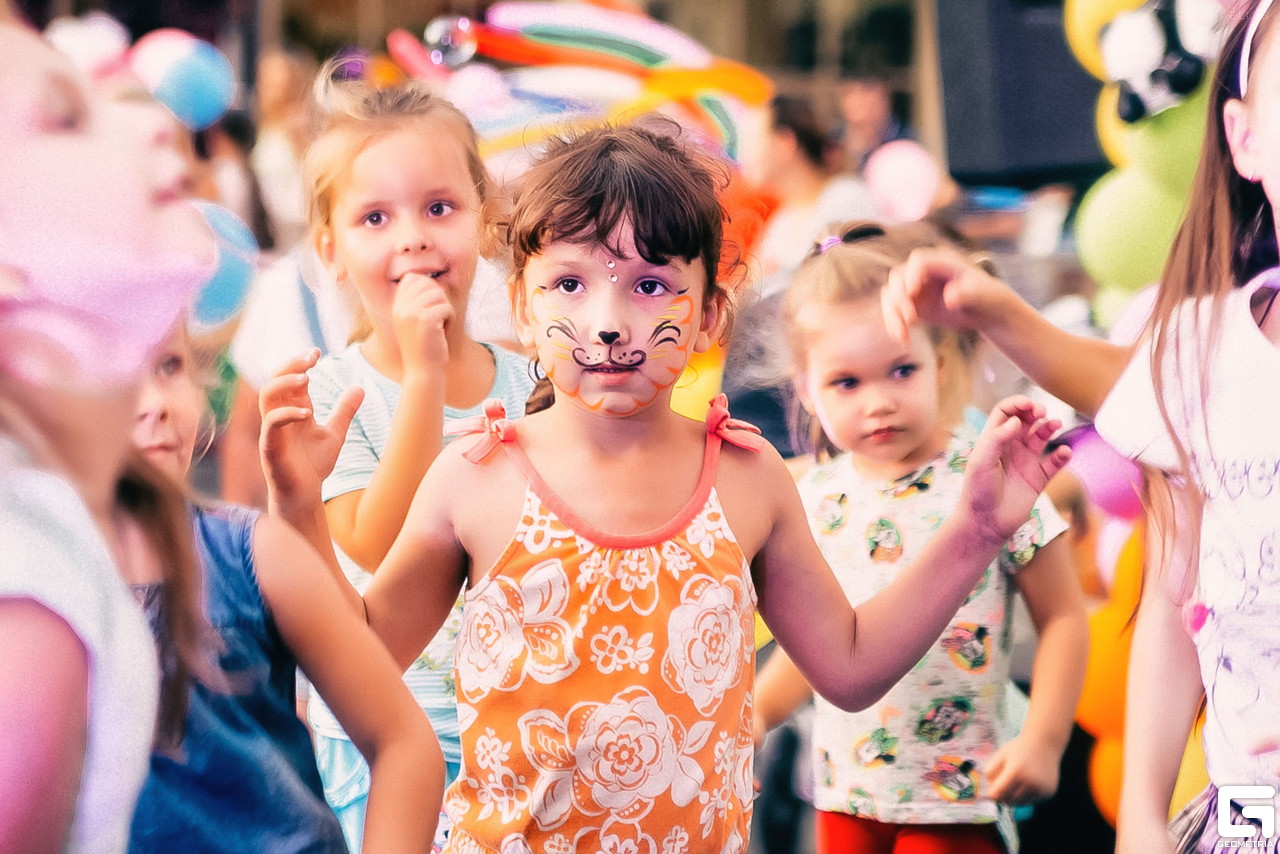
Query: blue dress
129 503 346 853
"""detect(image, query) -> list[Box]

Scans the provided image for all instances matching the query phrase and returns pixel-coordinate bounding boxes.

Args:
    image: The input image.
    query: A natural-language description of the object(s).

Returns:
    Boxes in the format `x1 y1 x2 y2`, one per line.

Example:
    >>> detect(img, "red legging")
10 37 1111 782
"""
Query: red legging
815 810 1006 854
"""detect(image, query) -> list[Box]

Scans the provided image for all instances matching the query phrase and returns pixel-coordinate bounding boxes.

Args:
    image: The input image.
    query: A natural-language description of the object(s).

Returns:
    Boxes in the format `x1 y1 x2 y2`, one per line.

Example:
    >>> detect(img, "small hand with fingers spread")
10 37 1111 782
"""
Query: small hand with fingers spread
258 349 364 511
963 396 1071 548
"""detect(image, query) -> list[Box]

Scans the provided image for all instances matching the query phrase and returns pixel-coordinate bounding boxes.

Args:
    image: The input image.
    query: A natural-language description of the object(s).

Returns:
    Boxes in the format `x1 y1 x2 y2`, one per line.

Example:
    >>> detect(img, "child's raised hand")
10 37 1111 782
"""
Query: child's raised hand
259 349 364 511
394 272 454 374
961 396 1070 547
881 246 1009 343
984 733 1062 806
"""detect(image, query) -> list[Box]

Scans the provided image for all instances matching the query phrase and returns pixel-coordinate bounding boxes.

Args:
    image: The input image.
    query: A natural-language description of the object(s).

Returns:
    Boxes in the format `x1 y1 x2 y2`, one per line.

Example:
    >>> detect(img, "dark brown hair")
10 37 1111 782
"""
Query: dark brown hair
116 453 218 753
507 121 734 313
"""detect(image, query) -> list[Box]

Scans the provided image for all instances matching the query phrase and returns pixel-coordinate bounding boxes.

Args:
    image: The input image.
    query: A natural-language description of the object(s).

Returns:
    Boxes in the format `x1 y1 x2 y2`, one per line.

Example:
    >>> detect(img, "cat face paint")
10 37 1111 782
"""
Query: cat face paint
518 235 714 417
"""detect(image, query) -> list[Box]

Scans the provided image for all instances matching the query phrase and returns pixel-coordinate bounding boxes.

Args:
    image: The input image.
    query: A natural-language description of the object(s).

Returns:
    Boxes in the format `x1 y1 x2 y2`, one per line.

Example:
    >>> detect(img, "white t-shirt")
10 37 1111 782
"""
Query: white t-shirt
0 438 159 854
1096 269 1280 787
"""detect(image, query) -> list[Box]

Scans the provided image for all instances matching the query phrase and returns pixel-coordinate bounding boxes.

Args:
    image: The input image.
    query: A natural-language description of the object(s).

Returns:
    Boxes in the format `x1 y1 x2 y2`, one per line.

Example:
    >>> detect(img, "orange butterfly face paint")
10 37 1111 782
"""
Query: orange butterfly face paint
520 236 711 417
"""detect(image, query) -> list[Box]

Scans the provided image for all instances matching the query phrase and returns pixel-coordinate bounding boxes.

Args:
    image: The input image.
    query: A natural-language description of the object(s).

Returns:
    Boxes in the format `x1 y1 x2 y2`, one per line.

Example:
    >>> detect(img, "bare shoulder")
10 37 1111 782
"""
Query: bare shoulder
716 437 796 560
434 432 528 577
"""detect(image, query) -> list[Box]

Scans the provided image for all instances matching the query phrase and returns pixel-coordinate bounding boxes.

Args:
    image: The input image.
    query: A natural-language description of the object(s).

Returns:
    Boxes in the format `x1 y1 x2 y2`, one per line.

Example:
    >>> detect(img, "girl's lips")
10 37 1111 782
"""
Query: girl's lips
867 427 901 442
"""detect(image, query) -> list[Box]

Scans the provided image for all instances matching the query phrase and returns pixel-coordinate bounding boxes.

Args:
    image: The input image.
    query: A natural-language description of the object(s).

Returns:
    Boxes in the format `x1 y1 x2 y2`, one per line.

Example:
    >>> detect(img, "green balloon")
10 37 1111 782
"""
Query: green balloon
1125 77 1210 194
1075 167 1188 292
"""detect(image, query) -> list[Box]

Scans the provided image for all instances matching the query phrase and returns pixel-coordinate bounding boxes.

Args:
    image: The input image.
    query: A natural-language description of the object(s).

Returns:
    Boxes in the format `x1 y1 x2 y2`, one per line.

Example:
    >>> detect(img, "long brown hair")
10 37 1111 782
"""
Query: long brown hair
116 453 218 753
1146 0 1279 599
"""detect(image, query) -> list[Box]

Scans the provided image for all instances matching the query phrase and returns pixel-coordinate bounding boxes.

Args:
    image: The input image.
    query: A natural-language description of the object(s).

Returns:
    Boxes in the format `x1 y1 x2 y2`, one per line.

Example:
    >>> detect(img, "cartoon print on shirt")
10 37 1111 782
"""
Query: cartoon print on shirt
914 697 974 745
940 624 991 672
867 518 904 563
854 727 900 768
924 757 978 802
816 493 849 534
888 465 933 500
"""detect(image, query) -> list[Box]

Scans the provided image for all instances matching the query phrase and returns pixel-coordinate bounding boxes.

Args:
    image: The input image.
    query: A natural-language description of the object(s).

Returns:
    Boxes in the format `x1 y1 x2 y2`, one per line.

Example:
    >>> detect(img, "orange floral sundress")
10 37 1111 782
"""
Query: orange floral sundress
443 396 766 854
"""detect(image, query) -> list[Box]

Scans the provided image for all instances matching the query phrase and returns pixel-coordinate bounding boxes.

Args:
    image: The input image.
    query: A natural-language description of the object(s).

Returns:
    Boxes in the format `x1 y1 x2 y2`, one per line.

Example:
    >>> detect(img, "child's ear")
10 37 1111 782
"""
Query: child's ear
511 275 536 349
1223 99 1260 183
317 229 346 283
693 292 725 353
792 372 817 415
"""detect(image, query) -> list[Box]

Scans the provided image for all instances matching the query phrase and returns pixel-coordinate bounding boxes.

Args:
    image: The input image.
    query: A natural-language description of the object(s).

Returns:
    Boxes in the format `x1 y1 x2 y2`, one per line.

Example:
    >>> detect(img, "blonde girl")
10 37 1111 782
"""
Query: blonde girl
262 123 1070 852
298 65 535 848
755 222 1087 854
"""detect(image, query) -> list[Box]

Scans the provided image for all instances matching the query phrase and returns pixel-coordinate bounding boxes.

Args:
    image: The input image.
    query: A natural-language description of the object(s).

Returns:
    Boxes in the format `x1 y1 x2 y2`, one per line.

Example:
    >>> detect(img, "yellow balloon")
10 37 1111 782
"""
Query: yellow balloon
1065 0 1147 80
1096 85 1131 167
1170 715 1209 819
670 344 725 421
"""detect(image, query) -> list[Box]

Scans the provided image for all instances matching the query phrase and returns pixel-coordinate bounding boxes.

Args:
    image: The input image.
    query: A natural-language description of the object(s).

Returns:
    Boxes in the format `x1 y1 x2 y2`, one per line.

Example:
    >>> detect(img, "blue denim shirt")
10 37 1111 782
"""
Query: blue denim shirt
129 503 346 853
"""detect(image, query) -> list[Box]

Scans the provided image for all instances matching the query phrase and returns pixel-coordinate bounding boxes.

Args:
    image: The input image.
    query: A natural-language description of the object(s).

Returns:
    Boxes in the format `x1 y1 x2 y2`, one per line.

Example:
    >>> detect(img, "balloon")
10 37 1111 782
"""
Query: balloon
1089 736 1124 825
43 12 130 78
1077 604 1132 739
1126 78 1210 193
1094 516 1135 591
190 202 258 337
487 1 713 68
1170 716 1209 819
864 140 943 223
1075 167 1186 292
1062 424 1144 519
386 28 450 81
1096 84 1131 167
129 29 235 131
1064 0 1147 80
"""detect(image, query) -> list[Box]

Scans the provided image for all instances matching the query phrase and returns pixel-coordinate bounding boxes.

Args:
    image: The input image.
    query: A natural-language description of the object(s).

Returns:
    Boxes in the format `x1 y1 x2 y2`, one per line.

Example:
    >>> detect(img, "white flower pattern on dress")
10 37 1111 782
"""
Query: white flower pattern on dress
590 625 655 675
457 559 577 702
662 574 752 715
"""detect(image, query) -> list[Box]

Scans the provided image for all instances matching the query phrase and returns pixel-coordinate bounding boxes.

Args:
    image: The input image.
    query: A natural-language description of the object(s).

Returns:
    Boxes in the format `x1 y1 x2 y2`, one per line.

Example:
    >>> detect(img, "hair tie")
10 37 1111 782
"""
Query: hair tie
1241 0 1275 97
817 235 842 254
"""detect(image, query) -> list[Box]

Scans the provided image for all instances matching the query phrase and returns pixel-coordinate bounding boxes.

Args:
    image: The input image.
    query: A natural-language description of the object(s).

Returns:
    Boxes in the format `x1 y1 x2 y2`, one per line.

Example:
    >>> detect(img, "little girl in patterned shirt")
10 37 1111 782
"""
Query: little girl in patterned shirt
754 221 1087 854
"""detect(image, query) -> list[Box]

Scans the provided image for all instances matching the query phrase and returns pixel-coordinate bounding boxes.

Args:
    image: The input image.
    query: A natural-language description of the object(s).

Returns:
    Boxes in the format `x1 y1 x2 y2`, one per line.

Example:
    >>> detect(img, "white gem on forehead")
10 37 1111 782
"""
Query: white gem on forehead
606 259 616 268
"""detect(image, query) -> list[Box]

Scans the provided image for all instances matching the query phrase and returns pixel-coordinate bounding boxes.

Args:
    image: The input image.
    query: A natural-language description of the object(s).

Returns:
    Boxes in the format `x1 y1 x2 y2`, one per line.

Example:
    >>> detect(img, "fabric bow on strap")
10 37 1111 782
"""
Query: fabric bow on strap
705 393 768 452
448 398 517 463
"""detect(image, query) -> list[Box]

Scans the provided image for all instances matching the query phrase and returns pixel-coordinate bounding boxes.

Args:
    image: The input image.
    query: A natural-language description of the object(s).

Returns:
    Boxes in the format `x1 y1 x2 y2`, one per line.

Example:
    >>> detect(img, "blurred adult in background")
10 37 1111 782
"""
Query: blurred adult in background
727 94 878 457
251 48 315 251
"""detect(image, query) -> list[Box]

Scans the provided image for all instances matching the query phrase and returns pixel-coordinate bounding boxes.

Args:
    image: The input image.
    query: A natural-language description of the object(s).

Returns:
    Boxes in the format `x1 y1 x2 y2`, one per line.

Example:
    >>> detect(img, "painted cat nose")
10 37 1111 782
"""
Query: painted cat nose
597 331 620 345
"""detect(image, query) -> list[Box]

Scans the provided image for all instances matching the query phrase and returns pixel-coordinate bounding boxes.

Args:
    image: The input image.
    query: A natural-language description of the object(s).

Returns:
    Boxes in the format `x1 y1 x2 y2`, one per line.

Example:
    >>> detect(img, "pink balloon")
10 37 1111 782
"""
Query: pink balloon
1062 424 1144 520
1094 517 1135 593
864 139 942 223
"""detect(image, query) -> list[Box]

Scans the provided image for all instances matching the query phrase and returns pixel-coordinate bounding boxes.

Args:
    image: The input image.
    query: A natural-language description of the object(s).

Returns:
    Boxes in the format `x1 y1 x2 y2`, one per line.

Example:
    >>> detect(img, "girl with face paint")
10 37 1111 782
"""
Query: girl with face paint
0 7 217 853
261 123 1072 851
755 221 1087 854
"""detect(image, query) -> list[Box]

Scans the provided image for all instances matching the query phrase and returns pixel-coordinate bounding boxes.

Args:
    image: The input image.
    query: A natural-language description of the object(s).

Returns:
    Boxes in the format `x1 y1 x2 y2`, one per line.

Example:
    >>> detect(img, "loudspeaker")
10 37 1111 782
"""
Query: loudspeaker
935 1 1107 186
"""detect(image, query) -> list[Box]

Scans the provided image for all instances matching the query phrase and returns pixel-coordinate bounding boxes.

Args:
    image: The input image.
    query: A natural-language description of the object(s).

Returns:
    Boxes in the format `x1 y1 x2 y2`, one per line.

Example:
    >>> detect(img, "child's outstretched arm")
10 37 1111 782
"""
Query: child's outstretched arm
253 516 445 852
754 397 1070 712
985 536 1088 805
882 246 1131 418
323 274 453 570
1116 482 1203 854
